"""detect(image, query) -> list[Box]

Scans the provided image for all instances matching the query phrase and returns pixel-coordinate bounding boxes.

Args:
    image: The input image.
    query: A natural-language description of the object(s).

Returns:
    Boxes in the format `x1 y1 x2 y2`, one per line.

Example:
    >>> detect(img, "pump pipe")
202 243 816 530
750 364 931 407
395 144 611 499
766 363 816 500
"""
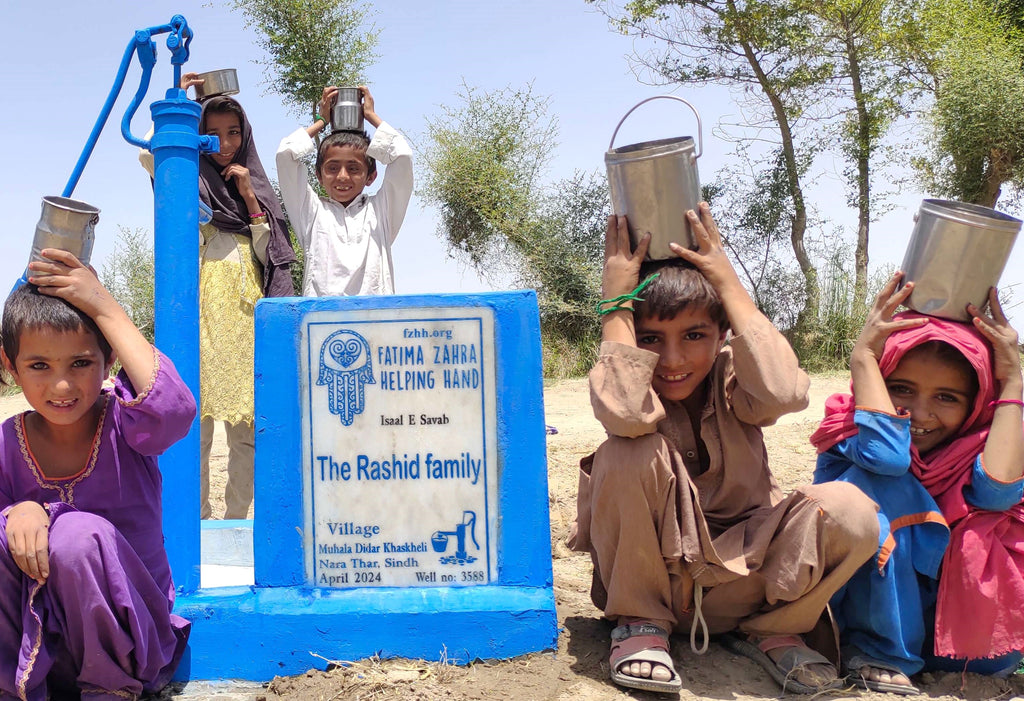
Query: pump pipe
141 14 216 595
37 15 217 594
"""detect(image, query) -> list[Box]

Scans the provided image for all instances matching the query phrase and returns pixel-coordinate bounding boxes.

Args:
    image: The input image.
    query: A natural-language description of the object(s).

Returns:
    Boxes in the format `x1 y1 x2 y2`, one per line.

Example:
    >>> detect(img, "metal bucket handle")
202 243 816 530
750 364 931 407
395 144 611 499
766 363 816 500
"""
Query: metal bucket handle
608 95 703 158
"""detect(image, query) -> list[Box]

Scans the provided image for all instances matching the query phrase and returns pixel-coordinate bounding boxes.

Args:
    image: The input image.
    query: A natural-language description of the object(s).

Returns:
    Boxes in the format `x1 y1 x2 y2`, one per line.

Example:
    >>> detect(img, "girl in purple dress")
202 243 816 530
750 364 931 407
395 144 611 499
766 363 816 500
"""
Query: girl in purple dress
0 249 196 700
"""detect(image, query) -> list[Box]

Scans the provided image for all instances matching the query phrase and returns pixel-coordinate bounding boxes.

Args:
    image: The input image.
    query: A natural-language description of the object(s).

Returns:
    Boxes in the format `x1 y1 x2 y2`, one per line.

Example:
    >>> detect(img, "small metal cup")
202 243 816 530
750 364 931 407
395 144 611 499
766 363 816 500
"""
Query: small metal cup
27 196 100 276
331 87 364 132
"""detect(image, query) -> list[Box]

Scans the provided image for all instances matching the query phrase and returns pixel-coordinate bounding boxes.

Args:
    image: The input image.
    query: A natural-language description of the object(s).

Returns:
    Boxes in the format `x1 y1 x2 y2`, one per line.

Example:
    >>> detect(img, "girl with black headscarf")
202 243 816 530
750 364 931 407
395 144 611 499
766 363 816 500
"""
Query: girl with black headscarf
140 77 295 520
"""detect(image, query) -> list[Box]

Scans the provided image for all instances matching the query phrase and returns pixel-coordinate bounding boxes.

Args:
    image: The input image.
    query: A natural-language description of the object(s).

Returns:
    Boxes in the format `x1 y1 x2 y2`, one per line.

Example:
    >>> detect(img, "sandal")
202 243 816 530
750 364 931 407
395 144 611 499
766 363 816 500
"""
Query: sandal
609 621 683 694
722 633 842 694
842 647 920 695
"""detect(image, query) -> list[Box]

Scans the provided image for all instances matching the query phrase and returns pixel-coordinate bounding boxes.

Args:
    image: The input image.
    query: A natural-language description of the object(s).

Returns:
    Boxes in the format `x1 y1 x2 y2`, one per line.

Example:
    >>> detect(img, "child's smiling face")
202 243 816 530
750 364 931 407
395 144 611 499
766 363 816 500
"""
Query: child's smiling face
318 143 376 206
636 305 726 404
2 326 111 431
885 346 976 455
203 111 243 168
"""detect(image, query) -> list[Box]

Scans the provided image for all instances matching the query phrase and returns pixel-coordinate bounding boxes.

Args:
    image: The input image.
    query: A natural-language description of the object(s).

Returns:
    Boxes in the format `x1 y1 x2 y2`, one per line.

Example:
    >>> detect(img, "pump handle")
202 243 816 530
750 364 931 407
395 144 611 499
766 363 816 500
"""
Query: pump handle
462 510 479 550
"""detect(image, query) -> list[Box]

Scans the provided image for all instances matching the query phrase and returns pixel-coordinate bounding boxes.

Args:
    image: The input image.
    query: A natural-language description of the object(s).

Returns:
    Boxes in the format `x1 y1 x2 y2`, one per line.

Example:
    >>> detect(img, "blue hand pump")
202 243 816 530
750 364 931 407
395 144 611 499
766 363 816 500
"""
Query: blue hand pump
56 15 216 594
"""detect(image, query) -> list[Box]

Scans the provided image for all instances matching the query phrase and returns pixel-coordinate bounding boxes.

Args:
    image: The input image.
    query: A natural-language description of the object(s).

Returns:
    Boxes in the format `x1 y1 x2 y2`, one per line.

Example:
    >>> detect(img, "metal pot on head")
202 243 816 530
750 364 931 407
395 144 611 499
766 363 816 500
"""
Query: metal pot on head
27 196 100 276
899 199 1021 321
605 96 703 260
331 87 364 132
194 69 240 101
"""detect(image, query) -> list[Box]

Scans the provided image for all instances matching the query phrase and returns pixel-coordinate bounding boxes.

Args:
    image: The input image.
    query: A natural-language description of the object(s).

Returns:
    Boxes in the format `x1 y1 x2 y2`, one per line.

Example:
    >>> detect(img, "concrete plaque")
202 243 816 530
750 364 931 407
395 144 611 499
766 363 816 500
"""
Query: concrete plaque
300 307 499 588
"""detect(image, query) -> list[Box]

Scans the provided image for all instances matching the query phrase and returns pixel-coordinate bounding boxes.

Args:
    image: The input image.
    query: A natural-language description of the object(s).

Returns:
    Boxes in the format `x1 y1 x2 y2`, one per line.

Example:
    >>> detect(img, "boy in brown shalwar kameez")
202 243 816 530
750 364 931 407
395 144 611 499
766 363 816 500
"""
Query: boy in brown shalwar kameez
570 206 880 694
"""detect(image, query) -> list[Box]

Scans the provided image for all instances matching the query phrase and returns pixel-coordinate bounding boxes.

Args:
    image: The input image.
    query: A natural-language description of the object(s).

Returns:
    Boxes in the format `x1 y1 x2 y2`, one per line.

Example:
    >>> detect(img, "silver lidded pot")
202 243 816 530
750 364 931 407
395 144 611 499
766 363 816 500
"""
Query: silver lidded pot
899 199 1021 321
331 87 364 132
27 196 101 276
194 69 240 101
605 95 703 260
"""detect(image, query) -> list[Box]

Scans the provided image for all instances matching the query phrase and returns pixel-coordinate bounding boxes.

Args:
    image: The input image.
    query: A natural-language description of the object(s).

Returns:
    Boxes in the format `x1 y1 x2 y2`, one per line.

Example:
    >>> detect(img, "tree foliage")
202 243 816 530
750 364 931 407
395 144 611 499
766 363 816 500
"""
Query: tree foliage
420 84 556 274
802 0 918 312
912 0 1024 207
227 0 379 118
419 84 609 375
703 147 810 330
101 227 155 344
528 172 608 347
593 0 826 329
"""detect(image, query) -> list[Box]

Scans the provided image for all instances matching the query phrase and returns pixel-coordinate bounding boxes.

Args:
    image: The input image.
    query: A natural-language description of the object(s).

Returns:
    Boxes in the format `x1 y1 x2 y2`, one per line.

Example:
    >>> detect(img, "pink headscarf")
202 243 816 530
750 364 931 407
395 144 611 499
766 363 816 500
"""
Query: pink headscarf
810 312 1024 659
810 312 995 523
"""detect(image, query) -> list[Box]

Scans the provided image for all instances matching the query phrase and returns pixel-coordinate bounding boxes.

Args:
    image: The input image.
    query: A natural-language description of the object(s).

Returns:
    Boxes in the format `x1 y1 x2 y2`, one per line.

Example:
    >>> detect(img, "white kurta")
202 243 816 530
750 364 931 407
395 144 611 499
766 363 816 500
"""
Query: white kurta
276 121 414 297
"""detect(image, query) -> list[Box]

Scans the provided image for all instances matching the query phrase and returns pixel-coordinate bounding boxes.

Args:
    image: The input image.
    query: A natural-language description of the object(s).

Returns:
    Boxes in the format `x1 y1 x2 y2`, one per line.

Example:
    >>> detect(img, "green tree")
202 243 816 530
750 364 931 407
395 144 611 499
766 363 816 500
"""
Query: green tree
805 0 917 312
419 83 609 376
912 0 1024 207
227 0 379 119
703 147 810 331
420 83 556 274
592 0 829 330
100 227 155 344
529 172 608 349
229 0 380 287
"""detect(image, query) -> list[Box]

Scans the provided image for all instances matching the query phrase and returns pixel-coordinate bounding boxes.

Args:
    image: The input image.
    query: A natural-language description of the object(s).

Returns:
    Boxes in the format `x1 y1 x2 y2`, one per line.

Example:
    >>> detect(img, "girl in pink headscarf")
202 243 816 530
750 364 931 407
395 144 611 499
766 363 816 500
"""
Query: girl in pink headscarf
811 273 1024 694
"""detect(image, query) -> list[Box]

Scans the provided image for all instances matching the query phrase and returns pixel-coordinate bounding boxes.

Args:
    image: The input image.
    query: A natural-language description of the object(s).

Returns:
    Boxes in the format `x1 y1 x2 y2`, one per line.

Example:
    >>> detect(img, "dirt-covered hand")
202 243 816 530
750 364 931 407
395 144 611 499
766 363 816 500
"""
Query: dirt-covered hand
969 288 1023 389
5 501 50 584
602 214 650 301
853 271 928 362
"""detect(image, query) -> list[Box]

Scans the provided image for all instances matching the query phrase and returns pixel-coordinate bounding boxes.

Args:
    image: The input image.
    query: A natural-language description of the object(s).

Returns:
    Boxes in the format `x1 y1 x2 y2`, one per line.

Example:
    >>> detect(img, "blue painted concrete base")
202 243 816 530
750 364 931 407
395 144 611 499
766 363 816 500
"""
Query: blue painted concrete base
172 585 557 679
169 292 558 681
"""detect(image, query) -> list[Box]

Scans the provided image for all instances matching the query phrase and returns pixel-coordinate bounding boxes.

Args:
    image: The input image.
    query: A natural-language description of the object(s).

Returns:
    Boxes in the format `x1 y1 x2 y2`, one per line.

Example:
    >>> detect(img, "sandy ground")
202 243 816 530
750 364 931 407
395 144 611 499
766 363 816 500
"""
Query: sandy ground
2 378 1023 700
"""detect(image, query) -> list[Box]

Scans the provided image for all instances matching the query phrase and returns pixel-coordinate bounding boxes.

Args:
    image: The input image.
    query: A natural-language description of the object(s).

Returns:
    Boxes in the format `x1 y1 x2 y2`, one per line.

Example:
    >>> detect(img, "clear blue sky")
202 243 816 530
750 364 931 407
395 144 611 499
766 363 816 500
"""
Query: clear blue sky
2 0 1021 330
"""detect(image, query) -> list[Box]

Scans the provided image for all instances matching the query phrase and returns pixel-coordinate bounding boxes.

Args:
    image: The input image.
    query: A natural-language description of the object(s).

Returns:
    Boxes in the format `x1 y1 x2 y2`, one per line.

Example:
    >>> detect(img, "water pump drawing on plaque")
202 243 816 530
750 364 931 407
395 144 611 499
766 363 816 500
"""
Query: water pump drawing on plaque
303 308 499 588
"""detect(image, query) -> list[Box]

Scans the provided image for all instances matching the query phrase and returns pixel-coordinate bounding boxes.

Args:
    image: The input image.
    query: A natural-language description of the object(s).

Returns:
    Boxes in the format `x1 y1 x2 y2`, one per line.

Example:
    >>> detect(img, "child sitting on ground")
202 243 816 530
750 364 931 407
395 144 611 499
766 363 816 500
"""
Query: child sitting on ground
570 206 880 695
811 275 1024 694
0 250 196 700
276 85 413 297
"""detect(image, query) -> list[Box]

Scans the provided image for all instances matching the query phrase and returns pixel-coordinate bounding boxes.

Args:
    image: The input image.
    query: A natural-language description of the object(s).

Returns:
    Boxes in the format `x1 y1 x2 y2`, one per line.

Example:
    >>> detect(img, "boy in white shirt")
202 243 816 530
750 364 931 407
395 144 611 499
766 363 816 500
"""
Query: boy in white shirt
276 85 414 296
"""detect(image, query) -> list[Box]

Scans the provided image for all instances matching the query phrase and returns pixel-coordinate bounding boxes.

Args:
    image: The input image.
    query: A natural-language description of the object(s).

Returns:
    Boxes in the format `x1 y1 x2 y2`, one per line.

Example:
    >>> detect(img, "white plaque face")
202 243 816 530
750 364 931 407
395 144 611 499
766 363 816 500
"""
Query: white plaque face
300 307 499 588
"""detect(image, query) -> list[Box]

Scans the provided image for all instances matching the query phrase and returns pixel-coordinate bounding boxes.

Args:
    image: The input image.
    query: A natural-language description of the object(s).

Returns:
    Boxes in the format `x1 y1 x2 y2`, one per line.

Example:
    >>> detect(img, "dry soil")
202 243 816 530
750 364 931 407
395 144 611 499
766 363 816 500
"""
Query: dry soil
2 377 1022 701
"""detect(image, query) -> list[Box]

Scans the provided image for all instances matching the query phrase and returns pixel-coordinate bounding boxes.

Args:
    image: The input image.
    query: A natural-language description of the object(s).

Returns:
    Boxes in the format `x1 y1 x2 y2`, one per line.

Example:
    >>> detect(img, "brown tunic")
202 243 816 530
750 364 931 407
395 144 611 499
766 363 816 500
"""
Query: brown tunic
572 314 878 642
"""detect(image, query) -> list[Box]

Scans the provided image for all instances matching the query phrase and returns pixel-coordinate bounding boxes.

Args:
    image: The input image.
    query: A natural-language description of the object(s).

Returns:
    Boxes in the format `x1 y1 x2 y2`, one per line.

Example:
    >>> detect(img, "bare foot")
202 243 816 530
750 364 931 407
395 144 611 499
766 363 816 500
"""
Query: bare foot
857 665 914 689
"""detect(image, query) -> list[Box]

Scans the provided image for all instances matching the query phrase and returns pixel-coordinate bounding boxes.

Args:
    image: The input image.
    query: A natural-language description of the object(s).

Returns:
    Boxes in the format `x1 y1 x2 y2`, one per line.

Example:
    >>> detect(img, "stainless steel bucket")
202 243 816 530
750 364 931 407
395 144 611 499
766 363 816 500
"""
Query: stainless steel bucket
605 96 703 260
194 69 240 100
27 196 100 275
899 199 1021 321
331 87 364 132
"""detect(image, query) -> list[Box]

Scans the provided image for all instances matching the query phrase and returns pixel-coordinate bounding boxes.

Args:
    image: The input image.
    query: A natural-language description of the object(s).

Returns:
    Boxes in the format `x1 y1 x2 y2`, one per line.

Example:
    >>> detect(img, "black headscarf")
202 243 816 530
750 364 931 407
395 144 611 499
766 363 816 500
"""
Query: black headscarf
199 96 296 297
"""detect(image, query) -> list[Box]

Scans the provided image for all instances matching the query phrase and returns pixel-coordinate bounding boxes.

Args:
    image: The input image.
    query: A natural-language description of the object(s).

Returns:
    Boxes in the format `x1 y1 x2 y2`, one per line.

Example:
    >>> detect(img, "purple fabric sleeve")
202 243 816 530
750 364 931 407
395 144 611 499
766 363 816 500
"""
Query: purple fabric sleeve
110 349 196 457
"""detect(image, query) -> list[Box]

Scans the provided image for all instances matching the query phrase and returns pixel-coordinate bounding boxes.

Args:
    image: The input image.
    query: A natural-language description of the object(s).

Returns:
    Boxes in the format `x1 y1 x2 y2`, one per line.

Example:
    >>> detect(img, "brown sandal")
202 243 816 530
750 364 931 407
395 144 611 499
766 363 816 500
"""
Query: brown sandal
608 621 683 693
723 633 842 694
